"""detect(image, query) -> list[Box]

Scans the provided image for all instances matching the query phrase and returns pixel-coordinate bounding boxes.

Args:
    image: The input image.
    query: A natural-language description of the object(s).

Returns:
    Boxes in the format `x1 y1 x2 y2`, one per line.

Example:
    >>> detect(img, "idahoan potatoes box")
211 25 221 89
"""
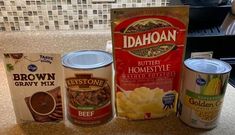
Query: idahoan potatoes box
3 53 64 123
111 7 189 120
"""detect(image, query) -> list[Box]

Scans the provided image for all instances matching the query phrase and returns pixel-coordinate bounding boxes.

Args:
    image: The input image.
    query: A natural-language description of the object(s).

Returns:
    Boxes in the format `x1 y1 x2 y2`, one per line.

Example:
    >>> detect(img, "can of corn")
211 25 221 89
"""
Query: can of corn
178 58 232 129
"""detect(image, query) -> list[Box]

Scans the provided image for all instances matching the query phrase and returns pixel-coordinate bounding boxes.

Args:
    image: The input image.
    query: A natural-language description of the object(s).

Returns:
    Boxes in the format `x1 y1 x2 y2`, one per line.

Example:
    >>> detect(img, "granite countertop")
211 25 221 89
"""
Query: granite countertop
0 31 235 135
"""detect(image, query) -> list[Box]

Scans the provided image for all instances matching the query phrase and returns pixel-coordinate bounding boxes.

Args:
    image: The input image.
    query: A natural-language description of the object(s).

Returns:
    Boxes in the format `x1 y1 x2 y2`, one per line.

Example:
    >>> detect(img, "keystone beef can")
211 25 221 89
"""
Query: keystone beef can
179 58 232 129
62 50 113 125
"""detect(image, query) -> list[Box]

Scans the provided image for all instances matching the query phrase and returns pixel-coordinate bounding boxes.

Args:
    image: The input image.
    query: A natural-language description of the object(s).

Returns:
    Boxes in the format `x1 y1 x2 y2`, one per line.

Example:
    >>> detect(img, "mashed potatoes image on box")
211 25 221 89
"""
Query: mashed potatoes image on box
116 87 177 120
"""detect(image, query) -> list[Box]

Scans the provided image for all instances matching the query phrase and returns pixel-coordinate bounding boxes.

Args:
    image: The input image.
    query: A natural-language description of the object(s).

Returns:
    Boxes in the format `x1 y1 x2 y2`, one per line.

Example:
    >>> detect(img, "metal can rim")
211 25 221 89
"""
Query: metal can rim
184 58 232 75
62 50 113 70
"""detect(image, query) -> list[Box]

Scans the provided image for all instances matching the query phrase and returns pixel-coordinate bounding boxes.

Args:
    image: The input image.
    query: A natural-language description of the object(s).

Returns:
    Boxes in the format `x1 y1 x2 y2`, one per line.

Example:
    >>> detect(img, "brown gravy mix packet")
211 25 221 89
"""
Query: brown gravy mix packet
3 53 64 123
111 7 189 120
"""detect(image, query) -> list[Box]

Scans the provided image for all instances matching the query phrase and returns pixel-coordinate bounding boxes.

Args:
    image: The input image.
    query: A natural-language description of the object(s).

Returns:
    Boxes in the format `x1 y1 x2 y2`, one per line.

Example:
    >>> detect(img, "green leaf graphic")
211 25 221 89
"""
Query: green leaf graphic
6 64 14 72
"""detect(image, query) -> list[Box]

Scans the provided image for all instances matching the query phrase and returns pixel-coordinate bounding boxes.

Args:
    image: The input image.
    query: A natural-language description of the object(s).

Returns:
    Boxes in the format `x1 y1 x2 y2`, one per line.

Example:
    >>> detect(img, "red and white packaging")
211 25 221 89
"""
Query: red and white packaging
111 7 189 120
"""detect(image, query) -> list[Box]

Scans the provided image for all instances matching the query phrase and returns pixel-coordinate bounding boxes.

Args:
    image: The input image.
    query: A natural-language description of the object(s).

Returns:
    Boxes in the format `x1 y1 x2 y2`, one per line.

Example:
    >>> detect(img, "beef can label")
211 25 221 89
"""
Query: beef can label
3 53 64 123
179 58 231 129
62 50 113 125
65 72 112 124
111 7 189 120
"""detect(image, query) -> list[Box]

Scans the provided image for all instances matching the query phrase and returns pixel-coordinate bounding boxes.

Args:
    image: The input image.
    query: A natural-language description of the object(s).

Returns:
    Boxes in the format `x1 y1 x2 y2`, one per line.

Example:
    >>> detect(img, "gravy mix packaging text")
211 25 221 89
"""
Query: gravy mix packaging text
111 7 189 120
3 53 64 123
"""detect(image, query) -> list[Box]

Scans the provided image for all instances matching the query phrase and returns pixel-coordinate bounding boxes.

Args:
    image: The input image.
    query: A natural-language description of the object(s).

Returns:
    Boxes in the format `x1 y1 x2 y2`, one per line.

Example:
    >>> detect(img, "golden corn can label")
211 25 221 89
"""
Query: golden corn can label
184 89 224 122
179 58 231 129
111 7 189 120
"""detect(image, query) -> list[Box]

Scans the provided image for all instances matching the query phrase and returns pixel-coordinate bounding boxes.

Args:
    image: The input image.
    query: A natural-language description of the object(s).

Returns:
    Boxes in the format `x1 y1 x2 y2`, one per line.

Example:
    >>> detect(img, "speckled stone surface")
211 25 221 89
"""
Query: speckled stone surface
0 31 235 135
0 30 111 54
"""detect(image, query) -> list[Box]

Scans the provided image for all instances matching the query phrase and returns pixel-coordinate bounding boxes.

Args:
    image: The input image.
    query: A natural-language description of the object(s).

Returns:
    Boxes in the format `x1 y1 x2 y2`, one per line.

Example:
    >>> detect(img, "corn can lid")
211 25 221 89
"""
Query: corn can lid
62 50 113 69
184 58 232 74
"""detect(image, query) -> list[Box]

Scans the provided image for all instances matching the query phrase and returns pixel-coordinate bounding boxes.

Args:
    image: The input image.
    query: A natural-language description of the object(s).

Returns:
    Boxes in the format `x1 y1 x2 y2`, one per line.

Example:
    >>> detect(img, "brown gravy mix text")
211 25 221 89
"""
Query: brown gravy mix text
13 73 55 86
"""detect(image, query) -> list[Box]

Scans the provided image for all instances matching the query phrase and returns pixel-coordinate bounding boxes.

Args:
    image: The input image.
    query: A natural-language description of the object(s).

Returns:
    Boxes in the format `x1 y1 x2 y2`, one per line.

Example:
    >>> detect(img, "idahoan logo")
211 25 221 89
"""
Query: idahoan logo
122 18 178 58
66 74 106 89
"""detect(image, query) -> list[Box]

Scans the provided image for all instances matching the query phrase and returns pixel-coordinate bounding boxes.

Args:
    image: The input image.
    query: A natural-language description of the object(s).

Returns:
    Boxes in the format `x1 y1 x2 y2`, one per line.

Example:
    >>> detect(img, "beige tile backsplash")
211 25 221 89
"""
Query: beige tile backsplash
0 0 169 31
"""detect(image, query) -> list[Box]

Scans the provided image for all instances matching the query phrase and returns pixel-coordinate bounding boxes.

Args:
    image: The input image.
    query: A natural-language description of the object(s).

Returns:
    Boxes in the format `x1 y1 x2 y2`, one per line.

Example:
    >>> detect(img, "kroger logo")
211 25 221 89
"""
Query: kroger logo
196 77 206 86
28 64 37 72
